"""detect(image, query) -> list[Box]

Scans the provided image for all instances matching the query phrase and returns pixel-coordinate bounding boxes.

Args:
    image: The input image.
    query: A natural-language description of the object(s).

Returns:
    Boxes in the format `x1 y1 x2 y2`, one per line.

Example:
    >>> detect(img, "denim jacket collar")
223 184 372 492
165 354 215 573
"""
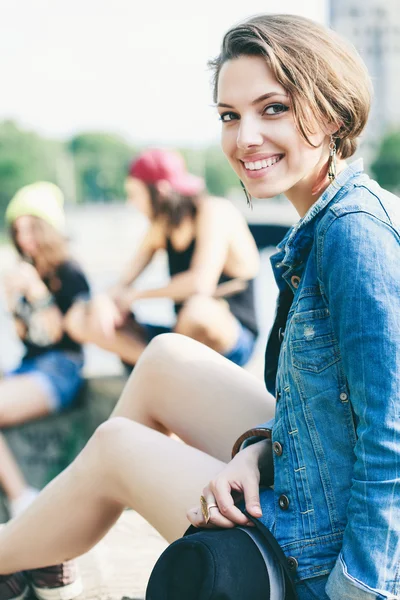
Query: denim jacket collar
270 159 365 290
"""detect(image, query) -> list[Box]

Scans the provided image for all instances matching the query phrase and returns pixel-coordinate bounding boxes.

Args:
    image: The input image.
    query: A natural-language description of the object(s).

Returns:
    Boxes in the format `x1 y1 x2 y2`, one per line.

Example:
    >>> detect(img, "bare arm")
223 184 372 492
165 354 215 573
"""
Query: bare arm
118 200 240 305
110 223 163 293
3 263 63 344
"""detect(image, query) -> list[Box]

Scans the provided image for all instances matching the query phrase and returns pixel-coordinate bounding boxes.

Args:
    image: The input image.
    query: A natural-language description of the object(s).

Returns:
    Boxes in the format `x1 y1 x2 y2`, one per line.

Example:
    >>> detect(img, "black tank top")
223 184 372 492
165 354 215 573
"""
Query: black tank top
166 237 258 337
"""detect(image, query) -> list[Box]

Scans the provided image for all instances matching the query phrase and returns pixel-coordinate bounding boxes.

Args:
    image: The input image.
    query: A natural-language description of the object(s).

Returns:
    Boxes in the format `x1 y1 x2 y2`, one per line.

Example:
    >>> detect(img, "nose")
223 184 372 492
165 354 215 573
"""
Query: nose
236 115 264 150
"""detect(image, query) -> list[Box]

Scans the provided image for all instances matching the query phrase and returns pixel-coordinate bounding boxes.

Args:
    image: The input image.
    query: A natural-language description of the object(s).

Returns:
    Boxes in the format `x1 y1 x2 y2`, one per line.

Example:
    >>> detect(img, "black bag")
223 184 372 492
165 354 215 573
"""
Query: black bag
146 510 297 600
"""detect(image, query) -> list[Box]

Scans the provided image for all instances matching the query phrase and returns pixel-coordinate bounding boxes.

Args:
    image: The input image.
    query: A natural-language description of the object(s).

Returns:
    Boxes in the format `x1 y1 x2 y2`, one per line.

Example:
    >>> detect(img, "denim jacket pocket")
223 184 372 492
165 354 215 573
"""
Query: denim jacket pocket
290 309 340 373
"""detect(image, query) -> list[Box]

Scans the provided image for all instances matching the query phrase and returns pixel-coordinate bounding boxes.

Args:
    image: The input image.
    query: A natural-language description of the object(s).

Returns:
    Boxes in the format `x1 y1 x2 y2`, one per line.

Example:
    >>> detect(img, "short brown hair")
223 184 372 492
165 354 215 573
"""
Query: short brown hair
209 14 372 159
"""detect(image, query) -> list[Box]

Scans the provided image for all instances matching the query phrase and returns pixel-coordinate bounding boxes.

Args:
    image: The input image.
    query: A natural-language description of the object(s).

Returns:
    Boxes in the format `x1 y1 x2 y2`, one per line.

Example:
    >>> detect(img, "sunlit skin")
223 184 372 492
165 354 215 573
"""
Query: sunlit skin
13 216 38 258
217 55 347 217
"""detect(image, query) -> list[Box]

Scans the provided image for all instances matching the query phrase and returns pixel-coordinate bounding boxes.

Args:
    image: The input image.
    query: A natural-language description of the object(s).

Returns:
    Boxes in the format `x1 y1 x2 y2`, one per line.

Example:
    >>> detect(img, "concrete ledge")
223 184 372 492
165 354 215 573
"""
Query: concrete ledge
0 375 127 522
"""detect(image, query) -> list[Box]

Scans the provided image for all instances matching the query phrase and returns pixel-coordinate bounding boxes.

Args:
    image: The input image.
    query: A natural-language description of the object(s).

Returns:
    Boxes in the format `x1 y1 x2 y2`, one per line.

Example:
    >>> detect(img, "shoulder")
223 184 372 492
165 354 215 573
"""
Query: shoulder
318 177 400 252
197 195 245 224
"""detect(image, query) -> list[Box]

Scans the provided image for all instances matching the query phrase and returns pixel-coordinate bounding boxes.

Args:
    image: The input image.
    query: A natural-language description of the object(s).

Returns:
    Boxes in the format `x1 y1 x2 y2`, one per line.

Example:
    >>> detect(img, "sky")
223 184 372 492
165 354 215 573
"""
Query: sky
0 0 328 147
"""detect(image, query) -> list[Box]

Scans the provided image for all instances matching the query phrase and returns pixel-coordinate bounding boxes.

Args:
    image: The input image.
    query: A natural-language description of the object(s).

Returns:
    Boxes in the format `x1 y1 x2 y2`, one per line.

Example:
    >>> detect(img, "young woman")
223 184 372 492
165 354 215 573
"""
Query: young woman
65 148 260 368
0 182 90 521
0 14 397 600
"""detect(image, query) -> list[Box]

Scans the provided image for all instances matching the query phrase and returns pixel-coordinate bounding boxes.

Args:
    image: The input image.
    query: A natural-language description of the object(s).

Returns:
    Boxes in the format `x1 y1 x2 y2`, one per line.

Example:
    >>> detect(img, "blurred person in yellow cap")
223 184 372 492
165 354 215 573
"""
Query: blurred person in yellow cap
0 182 89 597
65 148 260 370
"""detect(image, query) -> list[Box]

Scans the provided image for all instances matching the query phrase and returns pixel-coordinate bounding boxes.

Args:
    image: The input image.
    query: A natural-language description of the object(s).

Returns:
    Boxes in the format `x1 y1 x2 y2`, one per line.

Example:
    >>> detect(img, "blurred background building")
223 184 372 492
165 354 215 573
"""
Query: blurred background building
330 0 400 165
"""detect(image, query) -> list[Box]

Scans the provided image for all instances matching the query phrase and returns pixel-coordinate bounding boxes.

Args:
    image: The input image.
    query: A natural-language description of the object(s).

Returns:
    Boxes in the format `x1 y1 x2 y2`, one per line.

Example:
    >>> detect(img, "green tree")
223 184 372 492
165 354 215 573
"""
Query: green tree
0 121 62 228
204 146 241 197
371 131 400 192
180 146 240 197
68 133 134 203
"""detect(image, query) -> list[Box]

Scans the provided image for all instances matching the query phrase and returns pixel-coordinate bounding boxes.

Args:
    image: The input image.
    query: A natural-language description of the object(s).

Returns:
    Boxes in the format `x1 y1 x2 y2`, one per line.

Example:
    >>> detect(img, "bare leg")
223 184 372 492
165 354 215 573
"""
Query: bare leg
175 296 241 355
0 433 27 501
65 302 148 366
0 335 274 573
112 333 272 462
0 376 52 510
0 375 52 427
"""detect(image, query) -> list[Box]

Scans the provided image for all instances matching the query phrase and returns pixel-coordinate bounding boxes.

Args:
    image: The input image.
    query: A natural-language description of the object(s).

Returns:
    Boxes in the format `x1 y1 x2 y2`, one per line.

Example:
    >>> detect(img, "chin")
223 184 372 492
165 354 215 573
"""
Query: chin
247 182 285 200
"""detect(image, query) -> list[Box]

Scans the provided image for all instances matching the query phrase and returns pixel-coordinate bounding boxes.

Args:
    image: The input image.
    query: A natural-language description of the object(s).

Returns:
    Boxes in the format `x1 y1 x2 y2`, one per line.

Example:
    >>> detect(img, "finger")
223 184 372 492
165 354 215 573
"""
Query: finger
243 477 263 518
211 480 249 526
202 489 238 529
186 505 235 530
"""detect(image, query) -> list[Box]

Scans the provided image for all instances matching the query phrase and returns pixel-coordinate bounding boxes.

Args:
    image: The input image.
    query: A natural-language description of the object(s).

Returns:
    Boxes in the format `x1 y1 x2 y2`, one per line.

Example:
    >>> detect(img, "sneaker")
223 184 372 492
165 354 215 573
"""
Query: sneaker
0 573 29 600
26 561 83 600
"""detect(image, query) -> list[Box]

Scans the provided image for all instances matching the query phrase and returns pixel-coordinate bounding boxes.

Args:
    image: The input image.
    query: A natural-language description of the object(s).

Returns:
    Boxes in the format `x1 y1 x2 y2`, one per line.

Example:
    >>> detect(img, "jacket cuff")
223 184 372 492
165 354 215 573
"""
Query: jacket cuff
326 555 390 600
231 427 272 459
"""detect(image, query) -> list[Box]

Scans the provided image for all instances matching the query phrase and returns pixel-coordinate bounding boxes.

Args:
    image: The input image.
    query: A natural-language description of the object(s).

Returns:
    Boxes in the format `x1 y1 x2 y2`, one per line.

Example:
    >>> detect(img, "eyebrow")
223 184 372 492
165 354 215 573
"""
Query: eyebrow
217 92 288 108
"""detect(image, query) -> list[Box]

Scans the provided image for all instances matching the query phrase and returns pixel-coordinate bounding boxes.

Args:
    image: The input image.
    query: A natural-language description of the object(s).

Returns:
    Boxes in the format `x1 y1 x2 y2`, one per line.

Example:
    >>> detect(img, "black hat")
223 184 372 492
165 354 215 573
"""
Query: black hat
146 514 297 600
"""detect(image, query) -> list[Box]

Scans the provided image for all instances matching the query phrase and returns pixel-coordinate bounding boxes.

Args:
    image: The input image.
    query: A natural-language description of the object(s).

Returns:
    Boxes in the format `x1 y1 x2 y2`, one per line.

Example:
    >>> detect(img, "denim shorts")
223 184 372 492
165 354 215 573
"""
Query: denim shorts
6 350 84 413
141 320 256 367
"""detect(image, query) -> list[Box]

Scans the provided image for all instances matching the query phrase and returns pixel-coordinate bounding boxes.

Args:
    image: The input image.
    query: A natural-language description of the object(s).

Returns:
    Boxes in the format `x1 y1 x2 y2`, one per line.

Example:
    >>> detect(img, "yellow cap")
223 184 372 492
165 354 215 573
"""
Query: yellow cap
5 182 65 232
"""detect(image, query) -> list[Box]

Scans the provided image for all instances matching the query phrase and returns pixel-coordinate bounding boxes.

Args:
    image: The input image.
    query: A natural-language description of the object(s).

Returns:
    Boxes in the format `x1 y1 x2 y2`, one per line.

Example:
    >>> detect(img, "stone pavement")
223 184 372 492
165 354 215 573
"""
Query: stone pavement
75 510 167 600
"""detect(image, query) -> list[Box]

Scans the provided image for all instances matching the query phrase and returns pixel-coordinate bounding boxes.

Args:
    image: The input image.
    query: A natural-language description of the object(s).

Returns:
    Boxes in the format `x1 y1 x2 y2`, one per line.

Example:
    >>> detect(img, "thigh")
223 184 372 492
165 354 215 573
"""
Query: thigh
0 375 52 427
112 333 275 463
95 416 227 541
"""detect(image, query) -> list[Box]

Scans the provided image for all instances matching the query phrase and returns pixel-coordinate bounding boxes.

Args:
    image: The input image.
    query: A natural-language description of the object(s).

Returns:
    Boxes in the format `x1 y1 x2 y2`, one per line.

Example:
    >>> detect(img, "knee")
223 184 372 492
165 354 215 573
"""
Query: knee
92 416 132 448
175 296 213 340
64 302 90 343
85 417 138 473
139 332 194 368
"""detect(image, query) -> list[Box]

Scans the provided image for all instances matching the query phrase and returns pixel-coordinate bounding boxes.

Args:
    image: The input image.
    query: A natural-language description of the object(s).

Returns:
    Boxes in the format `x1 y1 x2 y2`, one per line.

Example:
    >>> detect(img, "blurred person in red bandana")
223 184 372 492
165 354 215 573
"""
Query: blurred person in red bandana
66 148 260 369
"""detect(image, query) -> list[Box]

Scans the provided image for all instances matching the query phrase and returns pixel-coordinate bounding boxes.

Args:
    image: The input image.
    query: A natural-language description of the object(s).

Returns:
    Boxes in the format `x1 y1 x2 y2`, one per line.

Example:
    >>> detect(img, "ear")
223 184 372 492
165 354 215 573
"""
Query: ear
324 121 342 137
155 179 173 198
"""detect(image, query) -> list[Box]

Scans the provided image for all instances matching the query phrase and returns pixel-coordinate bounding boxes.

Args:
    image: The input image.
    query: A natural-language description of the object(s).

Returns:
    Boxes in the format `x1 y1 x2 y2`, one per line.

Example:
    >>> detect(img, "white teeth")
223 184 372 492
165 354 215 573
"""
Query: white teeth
244 156 282 171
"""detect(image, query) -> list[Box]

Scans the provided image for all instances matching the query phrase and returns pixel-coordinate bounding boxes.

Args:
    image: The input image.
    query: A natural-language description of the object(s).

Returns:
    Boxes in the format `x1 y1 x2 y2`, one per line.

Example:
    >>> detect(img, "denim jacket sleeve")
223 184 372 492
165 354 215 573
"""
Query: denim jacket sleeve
319 209 400 600
231 417 275 458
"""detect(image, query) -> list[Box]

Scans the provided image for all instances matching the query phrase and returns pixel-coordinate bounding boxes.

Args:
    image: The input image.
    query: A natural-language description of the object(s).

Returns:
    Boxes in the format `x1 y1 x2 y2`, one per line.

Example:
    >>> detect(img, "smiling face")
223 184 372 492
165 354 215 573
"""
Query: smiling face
217 55 337 213
13 215 39 258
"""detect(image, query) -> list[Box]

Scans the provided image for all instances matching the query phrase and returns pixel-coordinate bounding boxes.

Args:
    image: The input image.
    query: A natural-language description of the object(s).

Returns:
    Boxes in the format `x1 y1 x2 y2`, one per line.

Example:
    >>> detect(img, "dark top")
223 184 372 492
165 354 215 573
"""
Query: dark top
166 238 258 337
15 260 90 359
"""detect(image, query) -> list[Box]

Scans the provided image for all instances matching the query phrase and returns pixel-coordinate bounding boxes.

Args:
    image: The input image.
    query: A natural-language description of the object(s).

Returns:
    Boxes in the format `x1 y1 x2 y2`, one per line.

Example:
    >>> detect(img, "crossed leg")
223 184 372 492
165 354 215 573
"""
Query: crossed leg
0 334 274 574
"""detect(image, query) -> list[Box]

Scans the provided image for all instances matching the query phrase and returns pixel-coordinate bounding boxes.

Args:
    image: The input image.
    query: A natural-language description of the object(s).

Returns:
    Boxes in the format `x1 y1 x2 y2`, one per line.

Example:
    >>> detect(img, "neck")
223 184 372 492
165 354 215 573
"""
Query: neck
286 157 348 218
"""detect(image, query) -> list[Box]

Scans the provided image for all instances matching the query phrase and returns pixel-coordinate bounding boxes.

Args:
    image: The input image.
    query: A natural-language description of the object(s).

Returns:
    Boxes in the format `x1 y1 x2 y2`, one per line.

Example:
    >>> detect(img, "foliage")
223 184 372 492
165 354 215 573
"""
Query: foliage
68 133 135 203
181 146 240 197
370 131 400 192
0 121 62 228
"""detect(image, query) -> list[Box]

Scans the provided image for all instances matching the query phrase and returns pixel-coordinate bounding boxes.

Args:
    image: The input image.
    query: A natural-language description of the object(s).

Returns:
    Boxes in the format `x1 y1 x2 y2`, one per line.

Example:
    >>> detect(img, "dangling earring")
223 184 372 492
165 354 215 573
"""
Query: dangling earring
240 180 253 209
328 135 337 182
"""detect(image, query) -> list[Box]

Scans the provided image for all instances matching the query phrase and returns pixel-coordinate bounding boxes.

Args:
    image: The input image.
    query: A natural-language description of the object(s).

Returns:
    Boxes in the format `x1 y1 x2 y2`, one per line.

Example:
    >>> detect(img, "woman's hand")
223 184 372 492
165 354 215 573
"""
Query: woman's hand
88 293 125 339
113 287 140 315
3 262 41 296
187 440 271 529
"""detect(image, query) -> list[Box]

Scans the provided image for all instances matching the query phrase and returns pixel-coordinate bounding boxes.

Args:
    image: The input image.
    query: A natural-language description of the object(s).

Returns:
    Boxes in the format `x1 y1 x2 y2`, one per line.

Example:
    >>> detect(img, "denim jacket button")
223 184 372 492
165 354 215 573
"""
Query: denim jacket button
291 275 301 289
273 441 283 456
278 494 290 510
340 392 348 401
287 556 298 571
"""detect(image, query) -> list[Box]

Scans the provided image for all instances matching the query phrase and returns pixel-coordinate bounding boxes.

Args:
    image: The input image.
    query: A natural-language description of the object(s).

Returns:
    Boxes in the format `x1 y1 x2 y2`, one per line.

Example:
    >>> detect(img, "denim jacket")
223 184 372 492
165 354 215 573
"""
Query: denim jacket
236 160 400 599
